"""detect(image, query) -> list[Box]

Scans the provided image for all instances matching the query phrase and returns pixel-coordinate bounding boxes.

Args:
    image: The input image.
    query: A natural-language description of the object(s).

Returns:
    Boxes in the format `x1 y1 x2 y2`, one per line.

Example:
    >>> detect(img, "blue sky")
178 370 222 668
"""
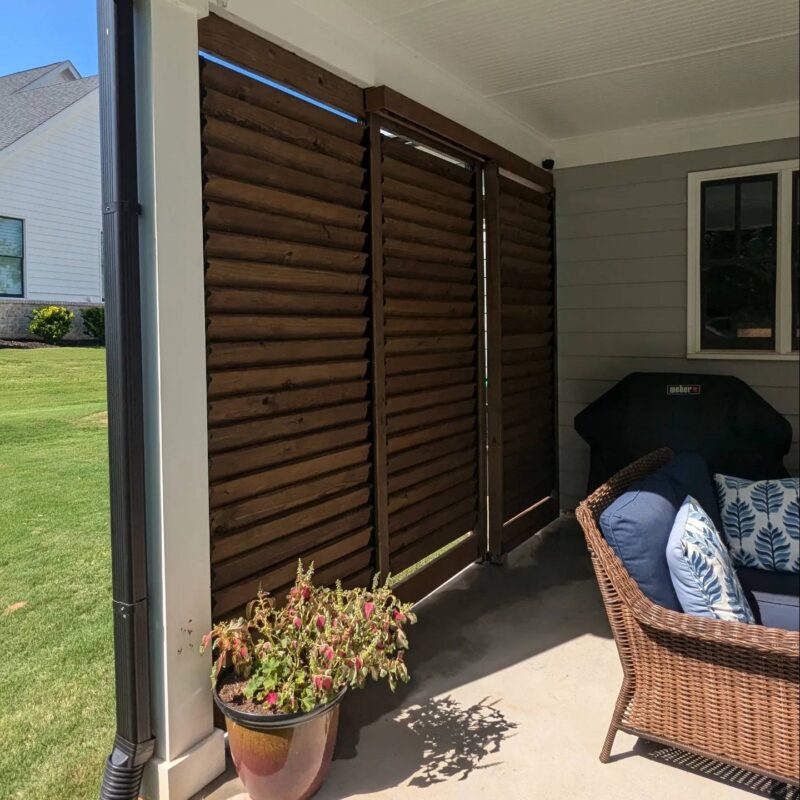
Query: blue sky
1 0 98 78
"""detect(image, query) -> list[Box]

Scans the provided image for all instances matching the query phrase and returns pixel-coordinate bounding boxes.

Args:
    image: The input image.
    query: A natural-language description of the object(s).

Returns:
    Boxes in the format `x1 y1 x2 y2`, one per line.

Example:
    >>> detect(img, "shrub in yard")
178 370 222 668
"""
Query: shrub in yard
28 305 74 344
82 306 105 343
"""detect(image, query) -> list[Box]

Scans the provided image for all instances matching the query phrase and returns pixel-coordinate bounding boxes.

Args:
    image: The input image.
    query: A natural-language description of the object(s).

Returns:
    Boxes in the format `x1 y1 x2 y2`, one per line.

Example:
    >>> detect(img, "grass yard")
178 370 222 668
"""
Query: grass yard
0 347 112 799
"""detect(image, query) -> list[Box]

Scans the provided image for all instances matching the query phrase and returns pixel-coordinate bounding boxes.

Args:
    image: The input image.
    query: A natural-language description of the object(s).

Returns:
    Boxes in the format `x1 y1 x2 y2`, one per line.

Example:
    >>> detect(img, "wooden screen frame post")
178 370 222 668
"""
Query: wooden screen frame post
368 113 391 580
484 161 504 560
474 165 489 560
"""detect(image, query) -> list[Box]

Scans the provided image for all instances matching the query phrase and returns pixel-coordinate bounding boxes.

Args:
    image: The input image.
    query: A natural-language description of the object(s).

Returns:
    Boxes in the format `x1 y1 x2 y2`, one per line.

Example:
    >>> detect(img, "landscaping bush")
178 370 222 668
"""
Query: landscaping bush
82 306 105 343
28 305 74 344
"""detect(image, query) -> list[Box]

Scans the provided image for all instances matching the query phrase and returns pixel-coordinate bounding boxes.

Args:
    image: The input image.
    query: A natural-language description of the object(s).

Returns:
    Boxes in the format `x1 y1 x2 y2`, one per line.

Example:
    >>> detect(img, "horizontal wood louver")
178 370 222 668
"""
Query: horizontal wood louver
371 119 485 590
487 165 558 555
199 55 374 618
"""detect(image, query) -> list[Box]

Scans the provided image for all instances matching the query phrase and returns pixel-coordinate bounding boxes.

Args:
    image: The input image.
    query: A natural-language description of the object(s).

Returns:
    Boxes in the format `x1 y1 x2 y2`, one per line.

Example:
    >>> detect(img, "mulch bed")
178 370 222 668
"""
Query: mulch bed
0 339 102 349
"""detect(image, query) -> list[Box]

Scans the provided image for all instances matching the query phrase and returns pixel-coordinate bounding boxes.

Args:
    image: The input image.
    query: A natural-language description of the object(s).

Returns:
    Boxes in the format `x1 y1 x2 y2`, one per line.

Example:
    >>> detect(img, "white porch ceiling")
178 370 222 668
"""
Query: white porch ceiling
339 0 799 141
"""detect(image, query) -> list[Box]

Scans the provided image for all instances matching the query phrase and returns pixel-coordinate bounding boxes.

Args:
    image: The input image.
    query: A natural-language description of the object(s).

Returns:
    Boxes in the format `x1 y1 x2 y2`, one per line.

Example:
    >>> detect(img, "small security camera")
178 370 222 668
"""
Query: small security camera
542 158 555 170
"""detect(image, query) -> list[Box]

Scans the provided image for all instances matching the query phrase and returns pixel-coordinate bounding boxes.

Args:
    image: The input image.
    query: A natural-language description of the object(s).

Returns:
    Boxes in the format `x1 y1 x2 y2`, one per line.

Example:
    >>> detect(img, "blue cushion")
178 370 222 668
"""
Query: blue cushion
666 497 755 624
600 471 682 610
662 453 722 533
736 567 800 631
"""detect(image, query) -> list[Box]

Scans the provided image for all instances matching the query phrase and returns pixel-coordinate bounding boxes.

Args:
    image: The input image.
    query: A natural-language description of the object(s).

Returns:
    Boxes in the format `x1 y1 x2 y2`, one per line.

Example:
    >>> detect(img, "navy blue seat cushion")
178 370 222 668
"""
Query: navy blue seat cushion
736 567 800 631
660 452 722 533
600 471 682 611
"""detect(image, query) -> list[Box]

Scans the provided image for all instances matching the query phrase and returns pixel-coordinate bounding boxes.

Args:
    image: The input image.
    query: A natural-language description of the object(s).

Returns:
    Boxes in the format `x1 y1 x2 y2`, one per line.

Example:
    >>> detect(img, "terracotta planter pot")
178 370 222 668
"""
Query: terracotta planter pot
214 688 345 800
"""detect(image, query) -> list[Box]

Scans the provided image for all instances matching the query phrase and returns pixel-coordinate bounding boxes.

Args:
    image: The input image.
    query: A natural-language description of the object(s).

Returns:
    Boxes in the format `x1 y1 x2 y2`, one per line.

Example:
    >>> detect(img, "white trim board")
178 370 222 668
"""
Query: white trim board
554 102 800 168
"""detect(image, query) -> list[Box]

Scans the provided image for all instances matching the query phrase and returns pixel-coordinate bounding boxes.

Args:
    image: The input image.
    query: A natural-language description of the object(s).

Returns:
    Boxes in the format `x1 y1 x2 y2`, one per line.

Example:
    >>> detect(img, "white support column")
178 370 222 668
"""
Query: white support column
133 0 225 798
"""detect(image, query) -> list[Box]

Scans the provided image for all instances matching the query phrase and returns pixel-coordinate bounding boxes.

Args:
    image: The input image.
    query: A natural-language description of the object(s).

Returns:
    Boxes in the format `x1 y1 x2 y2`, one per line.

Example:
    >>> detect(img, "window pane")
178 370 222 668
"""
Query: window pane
0 217 23 258
0 256 23 296
793 171 799 351
700 175 777 350
702 182 736 260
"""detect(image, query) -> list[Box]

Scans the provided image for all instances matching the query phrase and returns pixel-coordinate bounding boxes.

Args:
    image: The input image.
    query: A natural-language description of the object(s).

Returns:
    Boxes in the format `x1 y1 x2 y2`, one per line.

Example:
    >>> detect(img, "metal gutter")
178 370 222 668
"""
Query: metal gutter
97 0 155 796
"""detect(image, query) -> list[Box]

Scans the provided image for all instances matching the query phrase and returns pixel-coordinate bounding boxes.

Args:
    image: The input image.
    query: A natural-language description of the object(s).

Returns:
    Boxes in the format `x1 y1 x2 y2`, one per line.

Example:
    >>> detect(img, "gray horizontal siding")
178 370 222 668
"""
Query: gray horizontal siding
555 138 800 511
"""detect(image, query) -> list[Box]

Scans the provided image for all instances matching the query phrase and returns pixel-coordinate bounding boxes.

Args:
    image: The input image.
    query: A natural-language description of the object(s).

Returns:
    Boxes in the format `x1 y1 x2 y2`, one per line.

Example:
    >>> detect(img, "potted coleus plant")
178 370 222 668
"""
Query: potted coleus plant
201 564 417 800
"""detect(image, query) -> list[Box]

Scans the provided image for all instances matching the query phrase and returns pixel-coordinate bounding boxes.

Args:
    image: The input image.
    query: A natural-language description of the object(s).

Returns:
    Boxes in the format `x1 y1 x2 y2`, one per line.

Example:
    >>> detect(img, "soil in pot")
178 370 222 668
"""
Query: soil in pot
216 676 344 800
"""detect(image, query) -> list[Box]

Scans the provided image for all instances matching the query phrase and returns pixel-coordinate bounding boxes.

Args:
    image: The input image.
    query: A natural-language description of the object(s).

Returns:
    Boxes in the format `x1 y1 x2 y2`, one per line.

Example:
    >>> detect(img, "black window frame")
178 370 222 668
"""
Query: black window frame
0 215 24 299
792 170 799 352
698 173 778 352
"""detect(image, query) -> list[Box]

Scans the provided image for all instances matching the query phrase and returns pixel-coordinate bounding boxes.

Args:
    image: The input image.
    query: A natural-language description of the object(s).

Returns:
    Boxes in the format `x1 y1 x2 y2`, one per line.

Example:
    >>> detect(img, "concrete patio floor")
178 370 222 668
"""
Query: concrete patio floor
194 516 797 800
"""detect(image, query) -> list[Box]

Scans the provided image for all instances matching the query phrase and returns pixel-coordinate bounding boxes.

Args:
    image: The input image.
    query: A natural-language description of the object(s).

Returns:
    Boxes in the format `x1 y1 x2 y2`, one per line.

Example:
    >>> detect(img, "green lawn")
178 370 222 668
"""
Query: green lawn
0 347 113 799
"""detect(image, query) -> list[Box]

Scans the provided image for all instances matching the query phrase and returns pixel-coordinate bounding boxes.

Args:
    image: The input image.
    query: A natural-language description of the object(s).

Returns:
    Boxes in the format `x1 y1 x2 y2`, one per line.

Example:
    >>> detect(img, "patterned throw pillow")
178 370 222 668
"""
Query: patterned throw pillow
666 497 756 624
714 475 800 573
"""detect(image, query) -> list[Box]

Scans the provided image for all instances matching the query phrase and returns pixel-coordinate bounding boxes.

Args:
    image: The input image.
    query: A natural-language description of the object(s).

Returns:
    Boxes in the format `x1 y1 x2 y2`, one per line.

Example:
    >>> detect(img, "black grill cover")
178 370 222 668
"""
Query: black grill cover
574 372 793 493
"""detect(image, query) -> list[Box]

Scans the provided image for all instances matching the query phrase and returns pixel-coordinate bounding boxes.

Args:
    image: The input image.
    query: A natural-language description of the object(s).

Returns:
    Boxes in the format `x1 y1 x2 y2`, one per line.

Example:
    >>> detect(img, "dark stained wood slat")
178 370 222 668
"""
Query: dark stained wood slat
207 286 367 317
502 314 553 336
501 267 551 291
381 136 472 184
202 118 365 188
204 176 366 231
390 514 476 574
201 59 364 143
382 156 473 201
203 148 366 209
500 191 551 223
210 462 372 535
500 223 550 251
384 333 475 355
208 359 369 399
385 297 475 319
389 497 476 552
383 238 475 268
211 485 371 562
388 430 476 475
501 208 551 237
385 350 474 375
387 398 476 435
207 339 369 370
205 259 367 296
388 478 477 534
501 345 552 366
383 176 472 218
499 175 551 207
382 196 473 236
208 380 370 424
502 358 552 380
387 415 476 454
384 275 475 301
384 316 475 336
501 333 553 351
213 530 373 617
386 365 475 395
386 382 475 416
382 217 474 251
203 89 365 166
383 257 476 286
211 443 371 507
388 447 475 494
199 14 365 117
387 462 476 515
213 514 372 589
204 204 367 252
210 422 370 480
207 313 368 343
501 238 551 265
208 401 369 454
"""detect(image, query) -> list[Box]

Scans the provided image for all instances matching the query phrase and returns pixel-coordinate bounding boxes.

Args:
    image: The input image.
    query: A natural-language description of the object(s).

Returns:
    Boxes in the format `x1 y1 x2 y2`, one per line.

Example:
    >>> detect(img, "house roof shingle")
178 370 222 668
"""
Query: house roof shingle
0 62 98 151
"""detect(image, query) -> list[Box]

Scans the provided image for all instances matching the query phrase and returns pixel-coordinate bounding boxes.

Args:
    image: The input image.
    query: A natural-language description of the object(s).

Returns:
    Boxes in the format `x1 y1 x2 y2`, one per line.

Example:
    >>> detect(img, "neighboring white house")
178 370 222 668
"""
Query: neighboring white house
0 61 101 339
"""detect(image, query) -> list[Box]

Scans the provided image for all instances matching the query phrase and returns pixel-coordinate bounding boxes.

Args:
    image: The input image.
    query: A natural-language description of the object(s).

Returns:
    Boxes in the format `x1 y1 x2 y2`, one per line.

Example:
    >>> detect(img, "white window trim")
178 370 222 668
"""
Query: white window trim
687 159 799 361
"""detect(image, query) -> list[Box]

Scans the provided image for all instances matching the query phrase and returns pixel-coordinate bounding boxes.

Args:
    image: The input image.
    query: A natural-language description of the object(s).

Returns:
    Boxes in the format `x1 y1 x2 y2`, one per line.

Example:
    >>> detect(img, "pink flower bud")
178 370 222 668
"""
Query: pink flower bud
325 646 334 662
266 692 278 706
322 676 333 691
363 602 375 619
201 633 212 649
301 587 311 600
355 656 363 670
316 615 326 630
293 616 302 629
393 610 406 623
239 646 248 659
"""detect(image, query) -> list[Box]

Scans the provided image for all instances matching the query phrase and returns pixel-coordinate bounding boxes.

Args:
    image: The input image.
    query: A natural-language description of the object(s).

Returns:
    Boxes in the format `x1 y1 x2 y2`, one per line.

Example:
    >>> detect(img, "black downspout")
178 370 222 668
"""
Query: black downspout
97 0 156 798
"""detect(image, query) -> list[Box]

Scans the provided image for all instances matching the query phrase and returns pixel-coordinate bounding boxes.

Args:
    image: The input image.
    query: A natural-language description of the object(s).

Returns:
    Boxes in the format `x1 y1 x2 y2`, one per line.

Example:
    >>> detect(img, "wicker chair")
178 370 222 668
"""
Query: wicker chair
576 447 800 787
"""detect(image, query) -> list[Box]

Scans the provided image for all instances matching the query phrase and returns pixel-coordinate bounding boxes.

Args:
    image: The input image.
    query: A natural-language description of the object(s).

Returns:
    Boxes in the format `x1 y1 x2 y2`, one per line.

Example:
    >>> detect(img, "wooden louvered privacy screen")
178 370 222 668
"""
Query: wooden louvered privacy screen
370 117 486 594
486 163 559 556
198 13 555 617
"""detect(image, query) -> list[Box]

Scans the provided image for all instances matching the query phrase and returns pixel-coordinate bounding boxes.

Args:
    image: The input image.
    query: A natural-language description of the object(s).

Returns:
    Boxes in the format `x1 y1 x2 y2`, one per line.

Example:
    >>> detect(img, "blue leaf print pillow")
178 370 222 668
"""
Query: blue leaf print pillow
666 496 755 624
714 474 799 573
